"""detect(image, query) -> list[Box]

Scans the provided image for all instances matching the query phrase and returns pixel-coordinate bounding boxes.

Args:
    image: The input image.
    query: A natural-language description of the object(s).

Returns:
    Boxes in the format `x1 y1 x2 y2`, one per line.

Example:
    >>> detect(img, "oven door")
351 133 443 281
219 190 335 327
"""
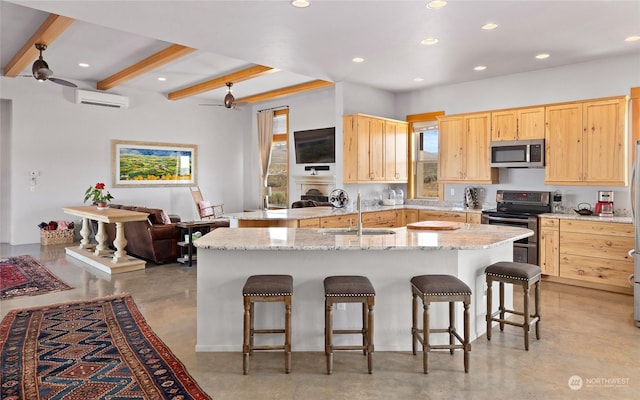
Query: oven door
481 213 538 265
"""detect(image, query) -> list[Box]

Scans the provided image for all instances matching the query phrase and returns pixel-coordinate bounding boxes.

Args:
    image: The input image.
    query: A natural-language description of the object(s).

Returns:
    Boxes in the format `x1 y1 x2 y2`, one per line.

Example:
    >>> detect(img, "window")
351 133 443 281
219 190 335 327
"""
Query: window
266 109 289 208
414 121 439 198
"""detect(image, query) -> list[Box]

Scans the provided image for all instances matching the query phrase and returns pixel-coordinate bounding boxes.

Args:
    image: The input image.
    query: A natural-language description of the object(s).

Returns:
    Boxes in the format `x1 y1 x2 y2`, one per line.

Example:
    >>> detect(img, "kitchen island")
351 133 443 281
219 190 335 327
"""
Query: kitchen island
194 224 532 352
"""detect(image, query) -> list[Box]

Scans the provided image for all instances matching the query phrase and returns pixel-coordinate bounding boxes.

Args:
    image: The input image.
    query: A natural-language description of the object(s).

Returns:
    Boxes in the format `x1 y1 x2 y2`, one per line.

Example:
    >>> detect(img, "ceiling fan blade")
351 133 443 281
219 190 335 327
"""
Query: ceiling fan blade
49 77 78 88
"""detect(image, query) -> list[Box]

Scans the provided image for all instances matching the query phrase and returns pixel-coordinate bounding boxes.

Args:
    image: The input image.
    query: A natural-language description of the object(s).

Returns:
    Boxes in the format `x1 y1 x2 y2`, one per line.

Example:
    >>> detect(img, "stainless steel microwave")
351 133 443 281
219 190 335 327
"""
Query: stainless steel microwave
490 139 544 168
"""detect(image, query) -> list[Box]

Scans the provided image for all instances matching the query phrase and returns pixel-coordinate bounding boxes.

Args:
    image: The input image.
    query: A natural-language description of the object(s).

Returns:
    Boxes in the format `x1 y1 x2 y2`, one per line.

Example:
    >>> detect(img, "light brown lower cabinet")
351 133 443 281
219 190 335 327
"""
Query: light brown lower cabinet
298 218 320 228
319 214 357 229
466 213 482 224
418 210 467 223
362 210 398 228
539 218 559 276
539 218 633 293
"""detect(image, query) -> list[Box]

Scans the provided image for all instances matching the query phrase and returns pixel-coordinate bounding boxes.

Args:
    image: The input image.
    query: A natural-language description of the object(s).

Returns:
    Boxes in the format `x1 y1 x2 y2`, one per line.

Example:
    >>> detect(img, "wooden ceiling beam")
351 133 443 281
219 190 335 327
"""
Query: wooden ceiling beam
237 80 334 104
168 65 275 100
3 14 75 77
97 44 196 91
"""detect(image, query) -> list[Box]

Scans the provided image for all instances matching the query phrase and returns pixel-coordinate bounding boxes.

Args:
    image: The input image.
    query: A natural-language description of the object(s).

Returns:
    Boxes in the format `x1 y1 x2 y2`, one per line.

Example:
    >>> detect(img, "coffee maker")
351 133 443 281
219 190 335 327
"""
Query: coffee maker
595 190 614 216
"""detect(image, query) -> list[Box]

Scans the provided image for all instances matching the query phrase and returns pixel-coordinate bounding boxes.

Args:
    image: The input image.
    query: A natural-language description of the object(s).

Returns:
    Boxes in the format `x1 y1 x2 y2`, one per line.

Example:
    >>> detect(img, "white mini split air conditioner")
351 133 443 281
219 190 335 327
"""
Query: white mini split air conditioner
74 89 129 109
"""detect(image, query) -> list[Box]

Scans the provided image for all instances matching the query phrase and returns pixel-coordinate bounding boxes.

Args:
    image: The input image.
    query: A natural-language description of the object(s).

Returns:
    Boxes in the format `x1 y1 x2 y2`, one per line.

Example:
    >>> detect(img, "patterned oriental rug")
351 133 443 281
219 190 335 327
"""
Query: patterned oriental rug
0 294 212 400
0 255 72 300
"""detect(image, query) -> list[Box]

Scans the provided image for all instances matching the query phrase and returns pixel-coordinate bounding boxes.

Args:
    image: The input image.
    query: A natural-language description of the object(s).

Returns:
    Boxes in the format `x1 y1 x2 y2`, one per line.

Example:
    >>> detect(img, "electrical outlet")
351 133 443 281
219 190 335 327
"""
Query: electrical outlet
450 188 455 196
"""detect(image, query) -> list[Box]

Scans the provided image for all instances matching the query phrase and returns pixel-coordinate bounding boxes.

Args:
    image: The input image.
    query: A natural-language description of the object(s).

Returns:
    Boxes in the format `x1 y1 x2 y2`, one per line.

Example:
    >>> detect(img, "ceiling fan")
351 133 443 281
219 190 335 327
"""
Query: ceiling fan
200 82 242 110
25 43 77 88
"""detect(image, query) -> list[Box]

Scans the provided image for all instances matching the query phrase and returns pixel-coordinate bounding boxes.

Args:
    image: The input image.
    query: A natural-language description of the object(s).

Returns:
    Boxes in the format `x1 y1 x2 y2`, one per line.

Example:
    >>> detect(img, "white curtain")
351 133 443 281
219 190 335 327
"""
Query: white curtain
257 109 274 192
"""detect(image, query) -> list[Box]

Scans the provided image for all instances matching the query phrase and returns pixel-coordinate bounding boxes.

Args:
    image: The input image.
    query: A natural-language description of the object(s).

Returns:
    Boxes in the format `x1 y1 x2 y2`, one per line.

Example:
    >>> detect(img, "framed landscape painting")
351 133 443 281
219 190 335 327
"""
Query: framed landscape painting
112 140 197 187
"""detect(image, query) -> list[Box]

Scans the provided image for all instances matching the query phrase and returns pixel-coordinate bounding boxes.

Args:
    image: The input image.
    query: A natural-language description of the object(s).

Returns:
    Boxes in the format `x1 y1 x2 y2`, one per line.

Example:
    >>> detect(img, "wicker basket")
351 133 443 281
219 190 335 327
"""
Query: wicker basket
40 228 75 245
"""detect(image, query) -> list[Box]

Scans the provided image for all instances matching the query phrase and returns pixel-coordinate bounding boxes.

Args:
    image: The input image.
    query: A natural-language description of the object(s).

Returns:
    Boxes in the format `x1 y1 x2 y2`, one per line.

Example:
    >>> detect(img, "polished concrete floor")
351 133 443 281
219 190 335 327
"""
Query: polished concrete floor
2 242 639 399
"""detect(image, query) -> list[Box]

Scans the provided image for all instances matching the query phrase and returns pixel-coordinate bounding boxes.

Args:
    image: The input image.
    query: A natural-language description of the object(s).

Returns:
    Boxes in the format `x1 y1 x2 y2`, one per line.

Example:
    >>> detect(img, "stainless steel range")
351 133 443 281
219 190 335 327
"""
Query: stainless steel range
481 190 551 265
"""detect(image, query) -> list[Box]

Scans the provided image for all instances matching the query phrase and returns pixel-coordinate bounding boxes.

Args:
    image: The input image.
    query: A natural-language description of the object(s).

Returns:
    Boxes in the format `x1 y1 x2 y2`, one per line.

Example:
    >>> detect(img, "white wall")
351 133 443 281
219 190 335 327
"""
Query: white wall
0 99 11 243
397 53 640 212
1 77 249 245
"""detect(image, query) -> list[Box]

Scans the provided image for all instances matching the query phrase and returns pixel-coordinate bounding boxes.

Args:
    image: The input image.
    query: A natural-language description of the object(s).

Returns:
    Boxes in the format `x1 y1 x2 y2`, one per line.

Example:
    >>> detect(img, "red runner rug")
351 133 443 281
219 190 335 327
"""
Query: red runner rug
0 294 211 400
1 255 72 300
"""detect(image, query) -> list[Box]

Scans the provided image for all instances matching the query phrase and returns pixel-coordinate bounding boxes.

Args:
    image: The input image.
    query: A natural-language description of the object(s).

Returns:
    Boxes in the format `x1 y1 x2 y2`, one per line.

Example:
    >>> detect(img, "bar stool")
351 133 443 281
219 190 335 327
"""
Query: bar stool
242 274 293 374
324 275 375 375
410 274 471 374
485 261 541 350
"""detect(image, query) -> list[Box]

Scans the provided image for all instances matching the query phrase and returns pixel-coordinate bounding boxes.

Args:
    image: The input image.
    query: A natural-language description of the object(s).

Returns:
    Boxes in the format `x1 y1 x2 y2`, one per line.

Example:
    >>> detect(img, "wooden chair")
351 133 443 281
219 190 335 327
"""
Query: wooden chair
189 186 224 220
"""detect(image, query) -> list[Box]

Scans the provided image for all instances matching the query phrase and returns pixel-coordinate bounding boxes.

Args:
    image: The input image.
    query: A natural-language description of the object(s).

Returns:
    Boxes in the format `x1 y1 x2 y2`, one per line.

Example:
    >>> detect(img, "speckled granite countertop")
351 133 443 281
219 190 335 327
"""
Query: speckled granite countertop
194 224 532 251
539 212 632 224
225 204 484 221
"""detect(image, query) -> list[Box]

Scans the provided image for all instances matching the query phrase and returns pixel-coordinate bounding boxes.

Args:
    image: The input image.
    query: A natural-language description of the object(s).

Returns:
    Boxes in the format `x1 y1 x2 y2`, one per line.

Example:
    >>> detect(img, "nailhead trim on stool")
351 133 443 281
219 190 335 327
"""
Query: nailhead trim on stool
242 274 293 375
485 261 541 351
324 275 375 375
411 274 471 374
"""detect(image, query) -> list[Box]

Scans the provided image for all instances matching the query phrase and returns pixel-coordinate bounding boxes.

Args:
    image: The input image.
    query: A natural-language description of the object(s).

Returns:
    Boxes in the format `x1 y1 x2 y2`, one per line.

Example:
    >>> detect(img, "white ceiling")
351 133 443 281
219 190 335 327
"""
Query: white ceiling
2 0 639 103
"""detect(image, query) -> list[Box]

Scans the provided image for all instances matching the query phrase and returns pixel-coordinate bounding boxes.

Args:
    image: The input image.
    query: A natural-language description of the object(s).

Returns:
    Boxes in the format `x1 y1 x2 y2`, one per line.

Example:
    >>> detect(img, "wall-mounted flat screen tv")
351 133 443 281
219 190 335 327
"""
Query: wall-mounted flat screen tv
294 127 336 164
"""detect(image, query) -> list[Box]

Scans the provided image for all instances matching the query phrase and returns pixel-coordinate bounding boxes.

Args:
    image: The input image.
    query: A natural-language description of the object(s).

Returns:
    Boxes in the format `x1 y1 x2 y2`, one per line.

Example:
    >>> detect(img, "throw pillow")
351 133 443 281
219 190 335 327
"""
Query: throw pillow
161 210 172 224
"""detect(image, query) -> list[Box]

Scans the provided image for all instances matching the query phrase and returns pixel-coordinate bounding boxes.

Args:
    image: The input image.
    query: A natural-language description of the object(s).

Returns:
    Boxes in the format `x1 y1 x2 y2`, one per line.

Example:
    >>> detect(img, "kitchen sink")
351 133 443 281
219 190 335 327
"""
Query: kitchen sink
317 228 396 236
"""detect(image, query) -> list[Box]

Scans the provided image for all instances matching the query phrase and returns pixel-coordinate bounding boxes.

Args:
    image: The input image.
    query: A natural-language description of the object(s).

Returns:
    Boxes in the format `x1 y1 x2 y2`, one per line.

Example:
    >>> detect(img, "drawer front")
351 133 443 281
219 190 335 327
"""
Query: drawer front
466 213 482 224
298 218 320 228
418 210 466 222
560 219 633 237
540 218 559 229
560 254 633 288
362 211 397 228
320 215 356 228
560 232 634 261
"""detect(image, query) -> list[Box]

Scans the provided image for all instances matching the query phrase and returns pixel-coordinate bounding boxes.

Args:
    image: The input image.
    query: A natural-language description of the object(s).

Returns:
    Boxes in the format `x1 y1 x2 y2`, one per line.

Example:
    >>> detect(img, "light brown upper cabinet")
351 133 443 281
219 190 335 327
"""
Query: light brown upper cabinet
545 96 628 186
438 112 498 183
491 106 545 141
384 120 408 181
343 114 408 183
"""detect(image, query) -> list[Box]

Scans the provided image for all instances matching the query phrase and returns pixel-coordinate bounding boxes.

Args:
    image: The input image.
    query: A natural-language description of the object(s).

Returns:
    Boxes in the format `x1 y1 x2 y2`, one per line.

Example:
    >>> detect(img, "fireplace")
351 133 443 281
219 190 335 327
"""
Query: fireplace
294 175 336 203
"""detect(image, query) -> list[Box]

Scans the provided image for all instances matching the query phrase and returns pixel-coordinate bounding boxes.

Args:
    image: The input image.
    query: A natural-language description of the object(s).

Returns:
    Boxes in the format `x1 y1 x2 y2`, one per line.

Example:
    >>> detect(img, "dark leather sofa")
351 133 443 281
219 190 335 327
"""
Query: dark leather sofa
101 204 181 264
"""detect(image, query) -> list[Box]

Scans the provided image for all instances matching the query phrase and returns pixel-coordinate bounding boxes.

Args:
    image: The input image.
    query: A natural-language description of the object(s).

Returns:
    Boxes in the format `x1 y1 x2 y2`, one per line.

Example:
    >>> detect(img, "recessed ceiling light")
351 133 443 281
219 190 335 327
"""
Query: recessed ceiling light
421 38 439 45
482 23 498 30
291 0 310 8
535 53 550 59
426 1 447 9
474 65 487 71
352 57 365 63
78 63 90 68
157 77 167 81
414 77 425 82
625 35 640 42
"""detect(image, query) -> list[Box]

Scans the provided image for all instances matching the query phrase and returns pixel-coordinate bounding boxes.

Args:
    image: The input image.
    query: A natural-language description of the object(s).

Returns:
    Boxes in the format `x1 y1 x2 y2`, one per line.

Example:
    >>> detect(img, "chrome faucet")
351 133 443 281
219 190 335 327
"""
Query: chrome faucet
356 192 363 236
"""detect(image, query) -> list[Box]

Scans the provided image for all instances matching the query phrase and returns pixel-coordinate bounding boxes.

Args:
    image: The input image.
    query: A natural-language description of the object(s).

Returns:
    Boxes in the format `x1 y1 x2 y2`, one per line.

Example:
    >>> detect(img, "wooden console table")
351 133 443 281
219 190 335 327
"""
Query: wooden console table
63 206 149 274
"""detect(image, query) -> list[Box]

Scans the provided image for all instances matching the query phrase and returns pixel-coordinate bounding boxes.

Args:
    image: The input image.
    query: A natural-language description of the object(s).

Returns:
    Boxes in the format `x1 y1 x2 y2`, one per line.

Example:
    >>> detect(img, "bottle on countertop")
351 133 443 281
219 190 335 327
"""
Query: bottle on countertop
395 188 404 205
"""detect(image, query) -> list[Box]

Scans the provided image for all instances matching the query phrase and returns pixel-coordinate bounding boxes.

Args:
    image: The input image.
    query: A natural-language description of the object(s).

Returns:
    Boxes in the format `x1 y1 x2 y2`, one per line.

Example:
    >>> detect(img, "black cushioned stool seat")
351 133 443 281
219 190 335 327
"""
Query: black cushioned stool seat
324 275 375 374
485 261 541 351
242 274 293 374
411 274 471 373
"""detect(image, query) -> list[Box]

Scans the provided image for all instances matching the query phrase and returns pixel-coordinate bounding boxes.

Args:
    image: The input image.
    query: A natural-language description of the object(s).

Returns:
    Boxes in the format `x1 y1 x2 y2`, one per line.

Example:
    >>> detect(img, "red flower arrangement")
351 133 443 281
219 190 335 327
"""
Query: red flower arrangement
84 182 114 205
